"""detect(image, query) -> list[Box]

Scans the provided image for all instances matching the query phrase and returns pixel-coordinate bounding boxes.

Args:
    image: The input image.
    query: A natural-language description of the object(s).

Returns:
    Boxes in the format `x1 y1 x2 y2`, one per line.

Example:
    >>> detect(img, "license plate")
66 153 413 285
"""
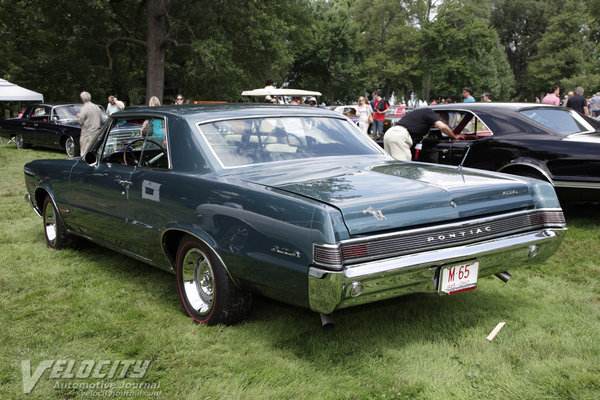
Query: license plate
440 261 479 295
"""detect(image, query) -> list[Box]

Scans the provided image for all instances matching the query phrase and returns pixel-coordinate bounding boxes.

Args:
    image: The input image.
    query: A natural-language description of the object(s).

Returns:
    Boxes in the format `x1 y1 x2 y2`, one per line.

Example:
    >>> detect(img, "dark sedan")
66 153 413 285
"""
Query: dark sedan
24 104 566 326
0 103 106 156
413 103 600 203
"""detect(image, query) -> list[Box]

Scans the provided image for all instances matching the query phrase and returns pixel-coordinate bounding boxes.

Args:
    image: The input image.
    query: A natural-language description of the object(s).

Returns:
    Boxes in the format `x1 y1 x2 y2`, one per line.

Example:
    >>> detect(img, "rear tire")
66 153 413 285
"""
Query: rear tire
64 136 76 157
42 195 68 249
175 235 251 325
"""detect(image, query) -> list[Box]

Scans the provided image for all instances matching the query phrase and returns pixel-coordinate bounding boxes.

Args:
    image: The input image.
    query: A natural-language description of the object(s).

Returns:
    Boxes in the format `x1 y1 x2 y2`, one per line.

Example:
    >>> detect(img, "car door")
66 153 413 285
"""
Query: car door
426 110 490 166
67 118 144 248
123 118 172 260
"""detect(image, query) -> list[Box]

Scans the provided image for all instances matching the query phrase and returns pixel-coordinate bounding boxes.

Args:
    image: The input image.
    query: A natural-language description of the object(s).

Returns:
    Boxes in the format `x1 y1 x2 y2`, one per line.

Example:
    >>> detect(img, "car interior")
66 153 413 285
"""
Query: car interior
101 118 168 169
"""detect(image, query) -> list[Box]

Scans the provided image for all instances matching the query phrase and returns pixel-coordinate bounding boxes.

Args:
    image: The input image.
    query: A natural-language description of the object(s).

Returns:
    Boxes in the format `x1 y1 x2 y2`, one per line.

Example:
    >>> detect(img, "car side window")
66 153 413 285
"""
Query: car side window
101 117 169 169
447 112 493 138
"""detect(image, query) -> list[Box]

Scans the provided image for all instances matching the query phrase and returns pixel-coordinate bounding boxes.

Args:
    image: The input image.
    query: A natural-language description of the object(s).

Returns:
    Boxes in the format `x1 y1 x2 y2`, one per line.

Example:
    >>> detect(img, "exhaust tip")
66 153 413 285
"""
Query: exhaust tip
495 271 512 283
320 313 335 330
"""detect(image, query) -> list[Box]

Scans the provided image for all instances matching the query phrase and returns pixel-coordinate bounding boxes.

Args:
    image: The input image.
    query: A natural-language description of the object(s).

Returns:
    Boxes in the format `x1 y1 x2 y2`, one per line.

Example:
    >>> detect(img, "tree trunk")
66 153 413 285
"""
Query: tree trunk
146 0 169 105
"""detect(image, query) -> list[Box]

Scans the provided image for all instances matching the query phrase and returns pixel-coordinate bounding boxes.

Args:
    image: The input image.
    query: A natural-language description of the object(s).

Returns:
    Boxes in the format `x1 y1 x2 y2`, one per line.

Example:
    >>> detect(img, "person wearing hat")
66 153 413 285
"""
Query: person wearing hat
481 93 491 102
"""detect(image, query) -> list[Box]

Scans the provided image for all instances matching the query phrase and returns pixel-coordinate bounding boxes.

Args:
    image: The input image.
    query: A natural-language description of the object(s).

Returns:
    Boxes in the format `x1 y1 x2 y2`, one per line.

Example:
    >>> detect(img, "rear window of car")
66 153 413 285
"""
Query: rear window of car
519 108 594 136
197 116 381 168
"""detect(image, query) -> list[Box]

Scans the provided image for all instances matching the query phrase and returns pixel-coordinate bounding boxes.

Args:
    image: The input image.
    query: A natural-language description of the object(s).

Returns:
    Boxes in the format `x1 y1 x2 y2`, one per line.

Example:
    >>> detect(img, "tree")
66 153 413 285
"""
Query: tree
421 0 513 100
528 0 600 96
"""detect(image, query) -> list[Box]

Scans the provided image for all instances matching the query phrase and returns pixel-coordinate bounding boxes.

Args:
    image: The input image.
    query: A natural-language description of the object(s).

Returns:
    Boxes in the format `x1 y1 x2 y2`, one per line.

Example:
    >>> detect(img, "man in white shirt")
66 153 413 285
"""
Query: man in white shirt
106 95 125 115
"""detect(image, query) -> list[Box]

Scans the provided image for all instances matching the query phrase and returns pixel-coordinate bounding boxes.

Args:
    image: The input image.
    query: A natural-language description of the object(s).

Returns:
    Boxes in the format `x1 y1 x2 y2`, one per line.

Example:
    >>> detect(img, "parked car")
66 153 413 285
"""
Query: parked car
412 103 600 203
0 103 106 156
24 104 566 326
332 105 360 124
386 105 414 124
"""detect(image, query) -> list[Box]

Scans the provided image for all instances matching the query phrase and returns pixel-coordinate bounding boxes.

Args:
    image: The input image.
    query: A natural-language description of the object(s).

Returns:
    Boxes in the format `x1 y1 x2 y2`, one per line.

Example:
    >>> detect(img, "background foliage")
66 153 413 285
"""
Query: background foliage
2 0 600 106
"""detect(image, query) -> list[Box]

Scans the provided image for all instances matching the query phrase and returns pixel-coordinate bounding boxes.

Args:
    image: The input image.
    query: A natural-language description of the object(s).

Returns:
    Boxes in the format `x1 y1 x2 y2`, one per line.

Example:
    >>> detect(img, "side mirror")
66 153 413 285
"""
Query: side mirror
52 116 58 123
84 151 98 166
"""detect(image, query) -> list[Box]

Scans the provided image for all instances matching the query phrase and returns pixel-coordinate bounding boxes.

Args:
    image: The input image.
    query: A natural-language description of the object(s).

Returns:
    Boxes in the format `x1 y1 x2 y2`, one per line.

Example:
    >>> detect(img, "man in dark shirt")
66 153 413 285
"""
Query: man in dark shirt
566 86 589 116
384 107 458 161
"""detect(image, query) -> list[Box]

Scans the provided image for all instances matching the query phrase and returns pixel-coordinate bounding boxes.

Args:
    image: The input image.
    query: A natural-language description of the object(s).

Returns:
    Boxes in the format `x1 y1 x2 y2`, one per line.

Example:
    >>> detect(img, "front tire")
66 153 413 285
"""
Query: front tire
42 195 68 249
15 133 25 149
175 235 251 326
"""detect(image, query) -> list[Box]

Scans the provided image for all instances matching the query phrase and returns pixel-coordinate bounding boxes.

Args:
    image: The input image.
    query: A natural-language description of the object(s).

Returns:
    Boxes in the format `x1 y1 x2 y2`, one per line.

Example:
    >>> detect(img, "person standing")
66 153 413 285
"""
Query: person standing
566 86 589 116
541 86 561 105
356 96 372 135
589 91 600 117
462 87 475 103
481 93 491 102
106 95 125 115
372 91 389 139
175 94 184 105
77 91 103 155
384 107 459 161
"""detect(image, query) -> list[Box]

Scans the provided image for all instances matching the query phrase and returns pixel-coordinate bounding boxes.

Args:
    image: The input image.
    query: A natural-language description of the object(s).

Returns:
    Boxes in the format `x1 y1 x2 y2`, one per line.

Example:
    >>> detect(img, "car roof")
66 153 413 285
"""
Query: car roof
112 103 344 123
430 102 563 116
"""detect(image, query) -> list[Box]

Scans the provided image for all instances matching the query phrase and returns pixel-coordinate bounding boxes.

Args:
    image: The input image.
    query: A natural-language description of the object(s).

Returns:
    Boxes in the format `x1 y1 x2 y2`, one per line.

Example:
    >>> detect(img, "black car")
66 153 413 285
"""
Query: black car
409 103 600 203
0 103 106 156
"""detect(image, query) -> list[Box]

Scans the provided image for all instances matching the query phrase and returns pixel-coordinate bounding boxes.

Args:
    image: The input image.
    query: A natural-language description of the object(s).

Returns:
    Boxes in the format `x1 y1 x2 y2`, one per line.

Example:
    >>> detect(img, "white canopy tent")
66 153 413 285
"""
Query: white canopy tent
0 78 43 102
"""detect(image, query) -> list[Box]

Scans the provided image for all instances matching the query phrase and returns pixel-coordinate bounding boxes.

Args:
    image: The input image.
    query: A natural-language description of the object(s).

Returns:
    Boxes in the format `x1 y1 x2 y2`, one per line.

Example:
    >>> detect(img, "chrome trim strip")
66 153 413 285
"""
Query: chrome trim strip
313 208 565 268
340 208 563 246
552 180 600 189
24 194 42 218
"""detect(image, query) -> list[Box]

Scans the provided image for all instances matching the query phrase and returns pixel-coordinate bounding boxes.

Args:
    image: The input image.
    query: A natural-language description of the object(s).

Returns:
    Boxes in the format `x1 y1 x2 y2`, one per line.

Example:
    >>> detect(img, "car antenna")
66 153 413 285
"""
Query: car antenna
457 146 471 173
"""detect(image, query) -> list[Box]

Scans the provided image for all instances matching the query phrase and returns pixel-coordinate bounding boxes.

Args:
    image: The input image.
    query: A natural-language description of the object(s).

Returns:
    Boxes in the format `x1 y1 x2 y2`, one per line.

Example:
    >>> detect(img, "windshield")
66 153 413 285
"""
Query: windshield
52 105 82 121
197 116 381 168
520 108 594 136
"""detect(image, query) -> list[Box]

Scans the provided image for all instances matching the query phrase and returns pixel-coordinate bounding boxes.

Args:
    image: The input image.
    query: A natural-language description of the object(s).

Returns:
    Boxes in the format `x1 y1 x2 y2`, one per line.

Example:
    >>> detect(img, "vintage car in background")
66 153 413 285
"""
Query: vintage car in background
413 103 600 203
24 104 566 326
332 105 360 124
0 103 106 156
386 105 414 125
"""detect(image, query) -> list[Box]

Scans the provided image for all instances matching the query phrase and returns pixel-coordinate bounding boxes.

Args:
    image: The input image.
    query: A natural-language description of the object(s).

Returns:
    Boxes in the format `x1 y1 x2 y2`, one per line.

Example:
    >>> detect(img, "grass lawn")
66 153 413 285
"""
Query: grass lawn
0 144 599 400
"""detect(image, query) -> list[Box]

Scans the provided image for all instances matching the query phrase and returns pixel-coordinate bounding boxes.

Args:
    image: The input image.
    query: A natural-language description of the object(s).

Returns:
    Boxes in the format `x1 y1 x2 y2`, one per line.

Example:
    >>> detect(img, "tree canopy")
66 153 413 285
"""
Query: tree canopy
1 0 599 106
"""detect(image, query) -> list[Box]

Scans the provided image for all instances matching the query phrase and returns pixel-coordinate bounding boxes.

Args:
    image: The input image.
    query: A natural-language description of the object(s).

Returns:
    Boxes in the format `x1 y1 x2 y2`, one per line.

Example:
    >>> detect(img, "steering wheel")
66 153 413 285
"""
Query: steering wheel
123 138 166 167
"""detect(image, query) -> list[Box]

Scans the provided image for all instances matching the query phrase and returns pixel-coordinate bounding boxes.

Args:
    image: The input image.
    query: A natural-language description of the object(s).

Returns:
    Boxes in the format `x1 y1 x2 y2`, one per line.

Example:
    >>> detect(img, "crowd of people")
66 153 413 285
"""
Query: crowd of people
541 84 600 117
71 81 600 158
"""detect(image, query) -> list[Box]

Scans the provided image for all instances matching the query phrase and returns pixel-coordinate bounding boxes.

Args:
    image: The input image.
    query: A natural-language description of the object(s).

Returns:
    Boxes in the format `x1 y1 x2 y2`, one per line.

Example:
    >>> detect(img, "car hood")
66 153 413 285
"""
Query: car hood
240 160 536 235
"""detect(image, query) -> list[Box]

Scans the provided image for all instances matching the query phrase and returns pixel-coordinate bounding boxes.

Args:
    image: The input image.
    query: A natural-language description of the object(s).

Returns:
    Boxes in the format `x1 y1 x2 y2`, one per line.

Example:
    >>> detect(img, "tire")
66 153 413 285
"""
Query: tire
42 195 68 249
15 133 24 149
175 235 251 326
64 136 76 157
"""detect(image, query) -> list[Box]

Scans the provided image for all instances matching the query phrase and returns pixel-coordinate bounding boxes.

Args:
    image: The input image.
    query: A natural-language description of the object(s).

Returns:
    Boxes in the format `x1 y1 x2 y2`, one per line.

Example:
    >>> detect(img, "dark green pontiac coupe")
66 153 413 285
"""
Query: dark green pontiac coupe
24 104 567 326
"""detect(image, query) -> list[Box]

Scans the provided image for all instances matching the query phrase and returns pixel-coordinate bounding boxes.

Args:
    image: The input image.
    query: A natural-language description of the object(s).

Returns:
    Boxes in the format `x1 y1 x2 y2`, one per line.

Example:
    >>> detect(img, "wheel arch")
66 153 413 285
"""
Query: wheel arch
497 159 553 183
161 225 240 286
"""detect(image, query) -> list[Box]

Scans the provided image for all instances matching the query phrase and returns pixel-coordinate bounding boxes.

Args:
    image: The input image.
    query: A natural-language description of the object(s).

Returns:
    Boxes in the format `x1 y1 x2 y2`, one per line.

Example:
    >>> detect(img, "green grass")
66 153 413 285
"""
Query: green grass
0 144 599 399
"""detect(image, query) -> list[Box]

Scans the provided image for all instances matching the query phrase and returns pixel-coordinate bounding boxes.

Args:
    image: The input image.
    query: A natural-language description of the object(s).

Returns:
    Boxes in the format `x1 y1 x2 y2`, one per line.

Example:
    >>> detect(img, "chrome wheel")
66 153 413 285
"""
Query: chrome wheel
65 137 75 157
181 248 214 315
43 199 57 247
15 134 24 149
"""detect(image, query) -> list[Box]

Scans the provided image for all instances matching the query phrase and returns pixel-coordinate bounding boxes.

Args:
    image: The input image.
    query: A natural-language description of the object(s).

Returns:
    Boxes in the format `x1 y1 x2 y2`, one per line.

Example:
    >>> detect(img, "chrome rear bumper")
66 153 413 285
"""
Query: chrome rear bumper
308 228 566 314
